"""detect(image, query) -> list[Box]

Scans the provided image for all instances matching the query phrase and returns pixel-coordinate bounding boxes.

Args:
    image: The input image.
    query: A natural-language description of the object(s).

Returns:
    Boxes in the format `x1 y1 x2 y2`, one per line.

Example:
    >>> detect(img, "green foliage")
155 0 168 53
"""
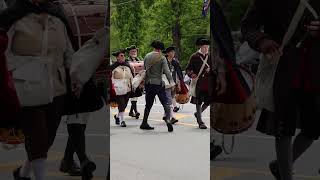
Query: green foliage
111 0 210 69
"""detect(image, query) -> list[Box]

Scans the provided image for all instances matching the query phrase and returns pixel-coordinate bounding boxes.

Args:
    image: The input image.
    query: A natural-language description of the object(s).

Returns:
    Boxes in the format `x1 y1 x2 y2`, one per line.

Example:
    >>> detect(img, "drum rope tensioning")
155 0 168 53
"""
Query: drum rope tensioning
211 65 257 155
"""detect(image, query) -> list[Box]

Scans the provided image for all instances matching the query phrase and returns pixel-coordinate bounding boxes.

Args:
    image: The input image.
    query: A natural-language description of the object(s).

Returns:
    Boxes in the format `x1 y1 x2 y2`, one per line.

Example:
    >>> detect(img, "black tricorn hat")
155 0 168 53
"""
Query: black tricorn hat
151 40 165 50
196 37 210 46
112 49 126 57
164 46 175 54
126 45 139 52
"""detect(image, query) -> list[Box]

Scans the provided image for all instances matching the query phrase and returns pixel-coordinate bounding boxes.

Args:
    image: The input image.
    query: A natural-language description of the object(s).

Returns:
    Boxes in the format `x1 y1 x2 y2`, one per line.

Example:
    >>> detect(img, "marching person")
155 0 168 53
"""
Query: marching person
140 40 175 132
165 47 184 113
0 0 77 179
242 0 320 179
60 113 93 177
162 46 185 124
126 45 141 119
208 0 229 162
186 38 211 129
60 26 107 179
110 49 134 127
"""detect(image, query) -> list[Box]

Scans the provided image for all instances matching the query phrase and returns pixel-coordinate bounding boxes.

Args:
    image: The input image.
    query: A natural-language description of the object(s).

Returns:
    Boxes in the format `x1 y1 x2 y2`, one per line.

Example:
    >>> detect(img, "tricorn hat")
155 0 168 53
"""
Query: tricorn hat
126 45 139 52
112 49 126 57
164 46 175 54
196 37 210 46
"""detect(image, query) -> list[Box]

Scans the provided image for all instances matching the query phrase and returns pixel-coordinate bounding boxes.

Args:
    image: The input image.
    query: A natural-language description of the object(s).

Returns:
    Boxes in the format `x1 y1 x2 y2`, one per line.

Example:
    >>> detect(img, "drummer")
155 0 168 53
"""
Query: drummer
110 49 134 127
162 46 185 124
186 38 211 129
126 45 141 119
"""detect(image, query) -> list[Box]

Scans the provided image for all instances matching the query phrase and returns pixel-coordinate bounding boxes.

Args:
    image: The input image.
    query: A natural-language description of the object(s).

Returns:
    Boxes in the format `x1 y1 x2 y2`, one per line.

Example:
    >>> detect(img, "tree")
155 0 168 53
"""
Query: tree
112 0 143 48
110 0 210 68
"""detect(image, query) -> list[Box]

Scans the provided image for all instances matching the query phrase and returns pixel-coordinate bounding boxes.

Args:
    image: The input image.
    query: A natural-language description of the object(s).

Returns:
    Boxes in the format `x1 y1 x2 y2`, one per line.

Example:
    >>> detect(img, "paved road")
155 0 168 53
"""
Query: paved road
211 111 320 180
110 95 210 180
0 105 109 180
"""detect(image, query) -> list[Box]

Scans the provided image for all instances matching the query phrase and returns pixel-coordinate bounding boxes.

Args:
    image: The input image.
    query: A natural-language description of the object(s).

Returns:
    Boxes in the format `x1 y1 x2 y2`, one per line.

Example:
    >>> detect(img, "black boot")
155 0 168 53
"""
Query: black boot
132 101 140 119
60 159 82 176
173 106 180 112
194 113 207 129
120 121 127 127
210 143 222 160
166 121 173 132
140 108 154 130
170 118 178 124
129 102 135 117
198 122 207 129
269 160 281 180
81 159 96 180
13 167 31 180
114 115 120 125
164 105 173 132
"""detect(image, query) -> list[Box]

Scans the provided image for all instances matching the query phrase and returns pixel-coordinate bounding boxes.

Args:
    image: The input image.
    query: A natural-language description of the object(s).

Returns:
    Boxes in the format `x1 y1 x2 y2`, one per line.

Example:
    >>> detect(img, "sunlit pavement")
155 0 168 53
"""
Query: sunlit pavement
110 95 210 180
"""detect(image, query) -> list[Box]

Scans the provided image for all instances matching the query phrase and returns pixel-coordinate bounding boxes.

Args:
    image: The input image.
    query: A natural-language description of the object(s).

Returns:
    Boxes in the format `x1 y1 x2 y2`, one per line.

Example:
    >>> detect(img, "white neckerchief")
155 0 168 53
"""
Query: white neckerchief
198 50 209 67
198 49 208 56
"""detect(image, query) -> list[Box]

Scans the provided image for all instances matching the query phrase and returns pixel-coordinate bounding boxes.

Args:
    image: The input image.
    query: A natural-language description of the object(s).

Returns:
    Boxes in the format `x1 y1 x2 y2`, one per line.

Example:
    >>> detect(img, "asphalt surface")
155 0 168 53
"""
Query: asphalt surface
110 95 210 180
3 94 318 180
0 105 109 180
211 111 320 180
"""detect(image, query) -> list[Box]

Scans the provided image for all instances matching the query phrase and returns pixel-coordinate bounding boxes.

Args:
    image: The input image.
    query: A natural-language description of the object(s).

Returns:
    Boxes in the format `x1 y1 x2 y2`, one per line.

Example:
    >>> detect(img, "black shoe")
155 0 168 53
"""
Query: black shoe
173 107 180 112
135 112 140 119
114 115 120 125
170 118 178 124
59 159 81 176
81 160 96 180
129 112 135 117
13 167 31 180
120 121 127 127
140 124 154 130
199 123 207 129
210 145 222 160
166 123 173 132
269 160 281 180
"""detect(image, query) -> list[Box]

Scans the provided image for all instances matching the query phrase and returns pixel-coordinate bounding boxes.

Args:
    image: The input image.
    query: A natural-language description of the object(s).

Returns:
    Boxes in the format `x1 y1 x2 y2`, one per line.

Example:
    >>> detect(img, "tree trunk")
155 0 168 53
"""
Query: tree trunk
171 0 182 61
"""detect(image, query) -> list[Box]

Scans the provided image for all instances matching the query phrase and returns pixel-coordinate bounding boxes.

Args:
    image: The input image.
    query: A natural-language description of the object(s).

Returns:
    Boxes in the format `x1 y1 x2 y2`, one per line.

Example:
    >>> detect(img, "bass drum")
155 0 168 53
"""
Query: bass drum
210 65 257 135
129 61 144 75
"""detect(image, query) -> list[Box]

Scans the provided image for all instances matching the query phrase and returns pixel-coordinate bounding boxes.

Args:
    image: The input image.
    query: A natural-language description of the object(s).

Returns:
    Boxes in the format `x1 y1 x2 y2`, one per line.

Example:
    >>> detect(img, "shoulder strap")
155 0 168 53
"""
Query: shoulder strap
145 52 162 72
281 0 310 49
301 0 318 19
196 55 208 80
122 66 125 80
